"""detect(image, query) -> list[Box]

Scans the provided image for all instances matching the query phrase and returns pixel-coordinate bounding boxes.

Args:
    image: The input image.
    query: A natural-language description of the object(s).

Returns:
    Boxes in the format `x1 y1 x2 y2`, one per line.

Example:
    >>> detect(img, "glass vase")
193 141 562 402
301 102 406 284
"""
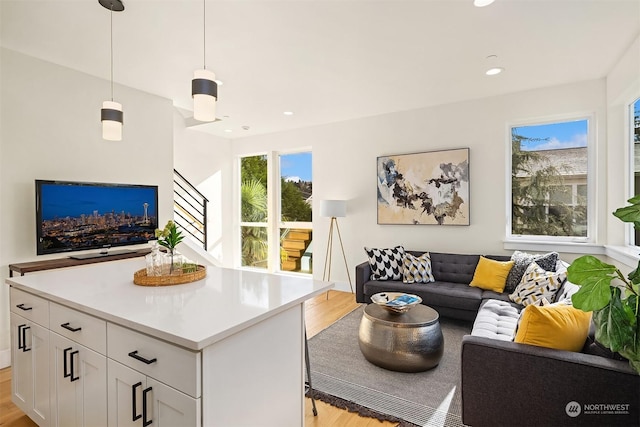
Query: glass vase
145 241 163 277
162 248 185 276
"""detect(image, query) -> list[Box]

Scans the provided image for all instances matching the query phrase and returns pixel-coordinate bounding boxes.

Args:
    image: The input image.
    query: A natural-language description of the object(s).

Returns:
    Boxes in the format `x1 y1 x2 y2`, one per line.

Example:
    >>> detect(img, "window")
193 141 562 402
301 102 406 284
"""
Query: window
631 98 640 245
279 152 313 273
239 151 313 273
240 155 268 269
510 118 590 240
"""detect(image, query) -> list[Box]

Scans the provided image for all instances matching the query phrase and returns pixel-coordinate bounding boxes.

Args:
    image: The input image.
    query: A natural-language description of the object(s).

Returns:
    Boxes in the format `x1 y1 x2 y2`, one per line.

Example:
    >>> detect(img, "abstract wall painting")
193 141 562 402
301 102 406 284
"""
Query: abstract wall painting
377 148 470 225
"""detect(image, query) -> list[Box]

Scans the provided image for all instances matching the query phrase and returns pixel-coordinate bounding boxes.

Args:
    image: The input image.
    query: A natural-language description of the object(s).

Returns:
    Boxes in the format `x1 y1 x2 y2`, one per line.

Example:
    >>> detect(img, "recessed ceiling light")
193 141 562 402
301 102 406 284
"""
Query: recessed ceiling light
484 55 504 76
283 111 294 116
474 0 495 7
224 129 232 133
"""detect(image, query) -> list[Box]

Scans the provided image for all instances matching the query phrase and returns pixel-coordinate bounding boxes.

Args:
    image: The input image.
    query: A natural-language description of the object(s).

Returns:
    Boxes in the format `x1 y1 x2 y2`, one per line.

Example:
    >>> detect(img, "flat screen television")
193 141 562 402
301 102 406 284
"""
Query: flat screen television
36 179 158 258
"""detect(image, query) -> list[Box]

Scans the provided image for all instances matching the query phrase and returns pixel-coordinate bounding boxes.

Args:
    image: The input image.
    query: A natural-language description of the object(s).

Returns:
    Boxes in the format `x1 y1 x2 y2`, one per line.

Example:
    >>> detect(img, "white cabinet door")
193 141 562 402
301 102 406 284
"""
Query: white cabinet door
10 312 50 427
107 359 200 427
107 359 146 427
148 378 200 427
50 332 107 427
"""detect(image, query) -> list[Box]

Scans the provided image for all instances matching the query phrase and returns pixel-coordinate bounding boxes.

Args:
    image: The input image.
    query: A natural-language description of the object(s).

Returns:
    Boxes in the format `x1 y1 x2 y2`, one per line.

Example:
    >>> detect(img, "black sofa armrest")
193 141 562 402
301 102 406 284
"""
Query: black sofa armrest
355 261 371 303
461 335 639 427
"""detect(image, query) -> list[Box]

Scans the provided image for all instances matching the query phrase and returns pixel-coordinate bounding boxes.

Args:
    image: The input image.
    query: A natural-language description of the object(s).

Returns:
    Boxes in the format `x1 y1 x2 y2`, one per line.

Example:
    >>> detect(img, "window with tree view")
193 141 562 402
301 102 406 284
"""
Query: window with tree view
240 152 313 273
240 155 269 269
511 118 589 239
279 152 312 273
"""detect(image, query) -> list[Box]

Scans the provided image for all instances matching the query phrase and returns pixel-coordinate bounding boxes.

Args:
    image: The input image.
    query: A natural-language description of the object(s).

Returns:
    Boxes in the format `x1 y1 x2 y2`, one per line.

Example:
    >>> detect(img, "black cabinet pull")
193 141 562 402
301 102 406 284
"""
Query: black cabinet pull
16 303 32 311
17 324 26 350
128 351 157 365
60 322 82 332
70 350 79 382
63 347 72 378
142 386 153 427
21 326 31 352
132 382 142 421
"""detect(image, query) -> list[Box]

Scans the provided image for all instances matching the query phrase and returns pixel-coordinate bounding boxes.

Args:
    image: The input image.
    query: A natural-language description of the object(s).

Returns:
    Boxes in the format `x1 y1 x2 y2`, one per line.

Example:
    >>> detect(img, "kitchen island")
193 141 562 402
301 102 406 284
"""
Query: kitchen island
7 258 333 427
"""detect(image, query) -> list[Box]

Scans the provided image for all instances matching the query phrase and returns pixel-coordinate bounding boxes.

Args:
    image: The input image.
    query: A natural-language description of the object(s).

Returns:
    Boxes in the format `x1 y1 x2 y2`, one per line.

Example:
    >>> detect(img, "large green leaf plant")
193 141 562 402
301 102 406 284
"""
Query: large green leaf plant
567 196 640 374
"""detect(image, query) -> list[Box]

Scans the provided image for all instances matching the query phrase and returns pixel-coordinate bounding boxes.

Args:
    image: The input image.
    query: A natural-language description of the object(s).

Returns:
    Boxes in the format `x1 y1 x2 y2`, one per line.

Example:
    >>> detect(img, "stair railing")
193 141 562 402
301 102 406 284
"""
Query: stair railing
173 169 208 250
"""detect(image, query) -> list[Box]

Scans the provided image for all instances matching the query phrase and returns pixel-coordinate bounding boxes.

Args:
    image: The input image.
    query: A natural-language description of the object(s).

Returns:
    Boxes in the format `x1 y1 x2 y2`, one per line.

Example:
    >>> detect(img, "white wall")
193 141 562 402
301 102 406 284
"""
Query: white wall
173 112 233 266
0 48 175 367
232 78 608 290
606 34 640 247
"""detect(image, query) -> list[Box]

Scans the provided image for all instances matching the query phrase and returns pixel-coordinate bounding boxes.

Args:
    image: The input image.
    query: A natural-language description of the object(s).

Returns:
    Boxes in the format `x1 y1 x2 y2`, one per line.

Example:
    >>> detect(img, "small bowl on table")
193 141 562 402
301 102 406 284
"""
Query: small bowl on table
371 292 422 314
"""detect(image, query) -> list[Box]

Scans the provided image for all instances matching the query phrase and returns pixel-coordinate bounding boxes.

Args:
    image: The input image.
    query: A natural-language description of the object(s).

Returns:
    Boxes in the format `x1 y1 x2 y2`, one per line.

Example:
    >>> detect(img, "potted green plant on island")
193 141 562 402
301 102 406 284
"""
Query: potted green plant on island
567 196 640 374
155 220 184 273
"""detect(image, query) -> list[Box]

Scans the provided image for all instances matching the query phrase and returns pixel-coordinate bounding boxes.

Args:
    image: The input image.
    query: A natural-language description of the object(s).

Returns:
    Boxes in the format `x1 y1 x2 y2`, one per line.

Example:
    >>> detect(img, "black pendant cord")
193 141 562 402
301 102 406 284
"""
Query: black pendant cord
203 0 206 70
110 3 114 101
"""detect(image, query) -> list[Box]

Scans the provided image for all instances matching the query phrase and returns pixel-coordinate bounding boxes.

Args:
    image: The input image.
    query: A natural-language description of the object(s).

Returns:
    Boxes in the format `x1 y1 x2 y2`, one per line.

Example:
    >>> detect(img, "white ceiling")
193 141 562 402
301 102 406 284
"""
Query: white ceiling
1 0 639 139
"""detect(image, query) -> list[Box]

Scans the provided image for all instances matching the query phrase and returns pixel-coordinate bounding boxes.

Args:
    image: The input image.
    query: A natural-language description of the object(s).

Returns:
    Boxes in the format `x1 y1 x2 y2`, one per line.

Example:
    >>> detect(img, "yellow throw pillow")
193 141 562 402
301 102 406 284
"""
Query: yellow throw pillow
514 303 592 352
469 256 514 293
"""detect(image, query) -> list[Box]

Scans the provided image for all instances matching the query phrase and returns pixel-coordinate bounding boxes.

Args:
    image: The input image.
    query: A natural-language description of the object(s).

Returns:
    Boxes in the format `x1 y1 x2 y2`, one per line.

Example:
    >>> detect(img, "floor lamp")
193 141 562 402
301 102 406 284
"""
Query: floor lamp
320 200 353 294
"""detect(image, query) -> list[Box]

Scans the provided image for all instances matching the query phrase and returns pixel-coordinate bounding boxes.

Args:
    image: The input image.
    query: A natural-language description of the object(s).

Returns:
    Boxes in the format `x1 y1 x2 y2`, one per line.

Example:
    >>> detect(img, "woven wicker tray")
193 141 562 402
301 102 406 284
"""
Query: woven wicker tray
133 265 207 286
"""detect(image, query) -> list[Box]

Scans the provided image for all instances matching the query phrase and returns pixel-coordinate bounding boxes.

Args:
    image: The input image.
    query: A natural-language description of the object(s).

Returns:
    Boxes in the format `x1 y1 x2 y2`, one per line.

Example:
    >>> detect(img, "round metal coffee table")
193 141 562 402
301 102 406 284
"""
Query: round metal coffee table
358 303 443 372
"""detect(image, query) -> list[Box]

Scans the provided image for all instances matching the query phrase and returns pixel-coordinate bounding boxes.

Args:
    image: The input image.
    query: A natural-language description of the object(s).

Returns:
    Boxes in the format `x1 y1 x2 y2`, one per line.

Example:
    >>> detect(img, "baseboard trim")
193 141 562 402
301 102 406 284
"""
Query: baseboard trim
0 348 11 369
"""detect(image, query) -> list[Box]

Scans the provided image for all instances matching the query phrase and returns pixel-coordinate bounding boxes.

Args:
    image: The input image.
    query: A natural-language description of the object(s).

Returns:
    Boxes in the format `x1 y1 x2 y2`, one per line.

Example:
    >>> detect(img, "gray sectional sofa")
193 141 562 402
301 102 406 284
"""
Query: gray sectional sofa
355 251 512 320
355 250 640 427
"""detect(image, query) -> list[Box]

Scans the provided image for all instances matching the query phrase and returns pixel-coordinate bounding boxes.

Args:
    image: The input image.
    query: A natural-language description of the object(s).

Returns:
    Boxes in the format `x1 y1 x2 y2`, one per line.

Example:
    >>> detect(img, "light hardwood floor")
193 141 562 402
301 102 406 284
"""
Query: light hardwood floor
0 290 397 427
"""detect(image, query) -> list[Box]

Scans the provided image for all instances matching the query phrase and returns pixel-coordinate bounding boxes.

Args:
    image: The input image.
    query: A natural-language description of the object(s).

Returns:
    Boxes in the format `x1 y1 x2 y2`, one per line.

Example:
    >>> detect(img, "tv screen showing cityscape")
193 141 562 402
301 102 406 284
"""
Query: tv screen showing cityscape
36 180 158 255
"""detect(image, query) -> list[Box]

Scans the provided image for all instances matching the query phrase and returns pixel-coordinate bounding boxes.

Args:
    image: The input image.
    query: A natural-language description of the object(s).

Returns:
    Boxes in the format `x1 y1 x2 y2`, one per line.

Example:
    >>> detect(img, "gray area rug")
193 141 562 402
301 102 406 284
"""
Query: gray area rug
307 305 472 427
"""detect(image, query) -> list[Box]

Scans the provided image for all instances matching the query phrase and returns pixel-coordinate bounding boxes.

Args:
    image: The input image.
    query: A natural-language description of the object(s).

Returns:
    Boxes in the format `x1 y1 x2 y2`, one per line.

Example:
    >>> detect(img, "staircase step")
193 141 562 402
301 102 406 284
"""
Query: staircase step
281 259 301 271
283 240 307 250
288 230 312 240
284 248 305 258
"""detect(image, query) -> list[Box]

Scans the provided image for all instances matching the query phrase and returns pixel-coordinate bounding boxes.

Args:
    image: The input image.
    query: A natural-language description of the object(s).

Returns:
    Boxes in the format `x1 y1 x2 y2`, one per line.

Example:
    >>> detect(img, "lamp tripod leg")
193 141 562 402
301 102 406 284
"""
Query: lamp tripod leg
333 220 353 294
323 219 335 299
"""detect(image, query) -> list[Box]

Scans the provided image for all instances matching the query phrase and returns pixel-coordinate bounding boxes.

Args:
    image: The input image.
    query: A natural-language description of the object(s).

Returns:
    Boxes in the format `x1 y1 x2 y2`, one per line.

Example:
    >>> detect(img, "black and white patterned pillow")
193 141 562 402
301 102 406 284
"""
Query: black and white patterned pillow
504 251 559 293
402 252 435 284
364 246 405 281
509 261 566 306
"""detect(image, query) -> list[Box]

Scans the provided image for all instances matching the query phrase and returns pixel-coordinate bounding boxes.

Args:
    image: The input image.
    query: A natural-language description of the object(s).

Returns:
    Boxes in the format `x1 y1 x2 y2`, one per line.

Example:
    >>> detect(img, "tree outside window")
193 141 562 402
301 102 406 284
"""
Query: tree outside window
239 152 313 273
511 119 589 238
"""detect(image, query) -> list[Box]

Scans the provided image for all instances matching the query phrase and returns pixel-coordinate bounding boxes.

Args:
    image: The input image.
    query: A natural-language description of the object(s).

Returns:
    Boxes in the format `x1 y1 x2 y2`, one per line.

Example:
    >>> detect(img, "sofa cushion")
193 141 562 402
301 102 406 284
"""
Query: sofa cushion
412 281 483 311
471 299 522 341
363 280 483 312
504 251 559 294
480 290 512 303
364 246 405 280
430 252 480 284
509 261 566 306
402 252 435 284
469 256 514 293
514 302 592 352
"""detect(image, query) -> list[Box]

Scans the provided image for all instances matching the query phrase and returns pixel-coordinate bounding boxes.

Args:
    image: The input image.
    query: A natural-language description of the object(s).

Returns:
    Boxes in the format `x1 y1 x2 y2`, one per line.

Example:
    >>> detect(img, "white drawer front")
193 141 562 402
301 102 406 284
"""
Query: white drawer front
107 323 201 398
50 302 107 354
10 287 49 327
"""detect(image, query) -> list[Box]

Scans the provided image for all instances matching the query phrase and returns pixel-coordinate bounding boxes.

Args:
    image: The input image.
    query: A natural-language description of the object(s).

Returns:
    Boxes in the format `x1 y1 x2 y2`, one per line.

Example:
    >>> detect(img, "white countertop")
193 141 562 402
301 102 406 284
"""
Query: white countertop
7 258 333 351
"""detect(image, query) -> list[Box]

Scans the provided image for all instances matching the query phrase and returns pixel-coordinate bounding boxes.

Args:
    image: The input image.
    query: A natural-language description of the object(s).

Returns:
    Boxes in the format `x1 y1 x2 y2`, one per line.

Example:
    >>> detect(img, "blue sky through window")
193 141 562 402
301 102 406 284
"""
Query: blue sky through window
514 119 588 151
280 152 312 182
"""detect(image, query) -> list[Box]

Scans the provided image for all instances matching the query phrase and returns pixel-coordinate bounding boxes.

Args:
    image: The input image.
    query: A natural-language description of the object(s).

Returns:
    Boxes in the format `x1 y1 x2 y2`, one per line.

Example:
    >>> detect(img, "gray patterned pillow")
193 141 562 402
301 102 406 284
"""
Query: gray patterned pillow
402 252 435 284
504 251 559 293
364 246 405 280
509 261 566 306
